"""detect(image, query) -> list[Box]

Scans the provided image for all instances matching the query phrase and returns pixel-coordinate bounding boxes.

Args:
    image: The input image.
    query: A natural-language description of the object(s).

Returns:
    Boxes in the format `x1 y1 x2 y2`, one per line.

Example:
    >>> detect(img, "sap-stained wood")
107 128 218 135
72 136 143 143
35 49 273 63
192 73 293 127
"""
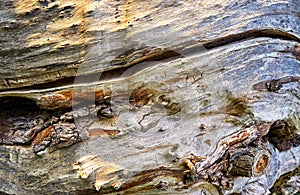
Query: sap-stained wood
1 0 300 194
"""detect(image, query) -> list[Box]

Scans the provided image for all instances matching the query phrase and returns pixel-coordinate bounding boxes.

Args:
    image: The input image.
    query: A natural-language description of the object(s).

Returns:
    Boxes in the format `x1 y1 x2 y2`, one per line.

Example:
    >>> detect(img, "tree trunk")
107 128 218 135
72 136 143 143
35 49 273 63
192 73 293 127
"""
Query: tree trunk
1 0 300 194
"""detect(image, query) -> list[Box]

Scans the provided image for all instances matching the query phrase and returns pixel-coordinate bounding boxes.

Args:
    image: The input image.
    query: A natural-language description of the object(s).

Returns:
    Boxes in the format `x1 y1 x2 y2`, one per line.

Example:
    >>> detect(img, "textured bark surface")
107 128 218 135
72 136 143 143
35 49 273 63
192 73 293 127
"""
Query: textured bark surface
1 0 300 194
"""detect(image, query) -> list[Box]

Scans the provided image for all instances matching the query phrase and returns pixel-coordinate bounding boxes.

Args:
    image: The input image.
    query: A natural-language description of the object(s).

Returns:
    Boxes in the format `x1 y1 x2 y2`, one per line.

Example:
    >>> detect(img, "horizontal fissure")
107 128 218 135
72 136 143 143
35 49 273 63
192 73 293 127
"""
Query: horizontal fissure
1 28 299 93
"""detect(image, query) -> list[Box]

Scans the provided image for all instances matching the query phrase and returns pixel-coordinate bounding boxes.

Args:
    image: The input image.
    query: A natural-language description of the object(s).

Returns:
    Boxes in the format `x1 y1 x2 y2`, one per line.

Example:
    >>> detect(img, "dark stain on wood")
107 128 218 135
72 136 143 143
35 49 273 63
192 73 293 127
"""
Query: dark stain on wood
224 93 250 117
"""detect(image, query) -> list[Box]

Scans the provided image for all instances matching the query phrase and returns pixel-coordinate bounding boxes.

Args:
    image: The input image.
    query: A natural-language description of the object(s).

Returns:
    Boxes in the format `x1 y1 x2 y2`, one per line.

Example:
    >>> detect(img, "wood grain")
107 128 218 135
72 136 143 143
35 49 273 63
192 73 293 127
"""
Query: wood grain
0 0 300 194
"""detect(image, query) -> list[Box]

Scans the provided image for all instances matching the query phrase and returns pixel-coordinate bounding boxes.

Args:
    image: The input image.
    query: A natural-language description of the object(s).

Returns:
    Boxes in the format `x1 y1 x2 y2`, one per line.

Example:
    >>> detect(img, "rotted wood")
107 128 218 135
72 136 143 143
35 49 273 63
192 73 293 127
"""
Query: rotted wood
1 0 300 195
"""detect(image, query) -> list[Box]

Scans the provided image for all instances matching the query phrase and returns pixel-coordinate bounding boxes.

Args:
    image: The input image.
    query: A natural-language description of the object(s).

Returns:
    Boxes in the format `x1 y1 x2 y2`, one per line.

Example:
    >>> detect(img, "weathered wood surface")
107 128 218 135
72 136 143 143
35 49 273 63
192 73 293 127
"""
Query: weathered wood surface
1 0 300 194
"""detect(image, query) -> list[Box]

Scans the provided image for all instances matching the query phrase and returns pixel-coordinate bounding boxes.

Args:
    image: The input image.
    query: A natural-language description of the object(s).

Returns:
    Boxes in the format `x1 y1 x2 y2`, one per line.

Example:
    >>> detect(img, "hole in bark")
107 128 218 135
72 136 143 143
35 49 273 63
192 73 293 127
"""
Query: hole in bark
265 119 300 151
0 97 50 144
0 97 62 145
0 96 40 113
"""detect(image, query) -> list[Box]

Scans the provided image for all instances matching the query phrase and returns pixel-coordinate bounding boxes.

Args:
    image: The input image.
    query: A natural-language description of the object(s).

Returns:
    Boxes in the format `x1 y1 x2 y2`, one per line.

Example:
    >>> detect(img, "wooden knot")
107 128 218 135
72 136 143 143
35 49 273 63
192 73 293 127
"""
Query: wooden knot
254 152 270 175
229 146 271 177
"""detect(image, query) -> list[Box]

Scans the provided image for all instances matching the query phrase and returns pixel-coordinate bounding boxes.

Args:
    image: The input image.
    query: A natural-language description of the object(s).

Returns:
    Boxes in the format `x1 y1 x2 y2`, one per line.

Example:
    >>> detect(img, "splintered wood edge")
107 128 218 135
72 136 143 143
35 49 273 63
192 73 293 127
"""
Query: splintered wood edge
73 155 124 191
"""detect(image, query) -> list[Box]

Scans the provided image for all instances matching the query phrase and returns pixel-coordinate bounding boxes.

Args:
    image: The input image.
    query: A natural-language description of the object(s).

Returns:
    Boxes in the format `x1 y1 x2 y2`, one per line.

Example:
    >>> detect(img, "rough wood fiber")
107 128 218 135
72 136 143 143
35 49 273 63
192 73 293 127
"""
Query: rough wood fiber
0 0 300 194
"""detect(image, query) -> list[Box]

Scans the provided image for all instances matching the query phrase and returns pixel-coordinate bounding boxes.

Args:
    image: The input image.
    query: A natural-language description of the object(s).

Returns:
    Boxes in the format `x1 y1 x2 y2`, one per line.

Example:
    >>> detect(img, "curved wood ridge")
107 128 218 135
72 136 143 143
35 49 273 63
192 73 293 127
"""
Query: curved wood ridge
0 0 300 194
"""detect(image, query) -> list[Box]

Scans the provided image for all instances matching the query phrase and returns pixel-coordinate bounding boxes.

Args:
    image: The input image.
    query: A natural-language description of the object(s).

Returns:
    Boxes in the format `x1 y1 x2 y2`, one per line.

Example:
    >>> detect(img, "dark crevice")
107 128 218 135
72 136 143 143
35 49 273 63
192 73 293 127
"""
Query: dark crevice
0 96 78 146
0 95 114 152
0 50 182 92
0 97 52 144
265 119 300 151
1 28 300 93
0 96 40 112
202 28 300 49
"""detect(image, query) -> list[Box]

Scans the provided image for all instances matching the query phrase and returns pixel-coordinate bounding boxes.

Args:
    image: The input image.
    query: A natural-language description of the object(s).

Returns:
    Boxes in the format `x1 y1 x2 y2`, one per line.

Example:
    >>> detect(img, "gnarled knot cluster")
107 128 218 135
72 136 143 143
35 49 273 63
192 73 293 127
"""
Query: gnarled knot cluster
32 103 114 153
187 126 271 190
0 95 115 154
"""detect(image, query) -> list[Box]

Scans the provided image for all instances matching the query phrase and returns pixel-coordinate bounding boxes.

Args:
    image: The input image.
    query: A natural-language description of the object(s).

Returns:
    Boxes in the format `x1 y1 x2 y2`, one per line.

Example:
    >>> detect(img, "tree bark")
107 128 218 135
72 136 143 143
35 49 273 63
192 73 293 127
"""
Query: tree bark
1 0 300 194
